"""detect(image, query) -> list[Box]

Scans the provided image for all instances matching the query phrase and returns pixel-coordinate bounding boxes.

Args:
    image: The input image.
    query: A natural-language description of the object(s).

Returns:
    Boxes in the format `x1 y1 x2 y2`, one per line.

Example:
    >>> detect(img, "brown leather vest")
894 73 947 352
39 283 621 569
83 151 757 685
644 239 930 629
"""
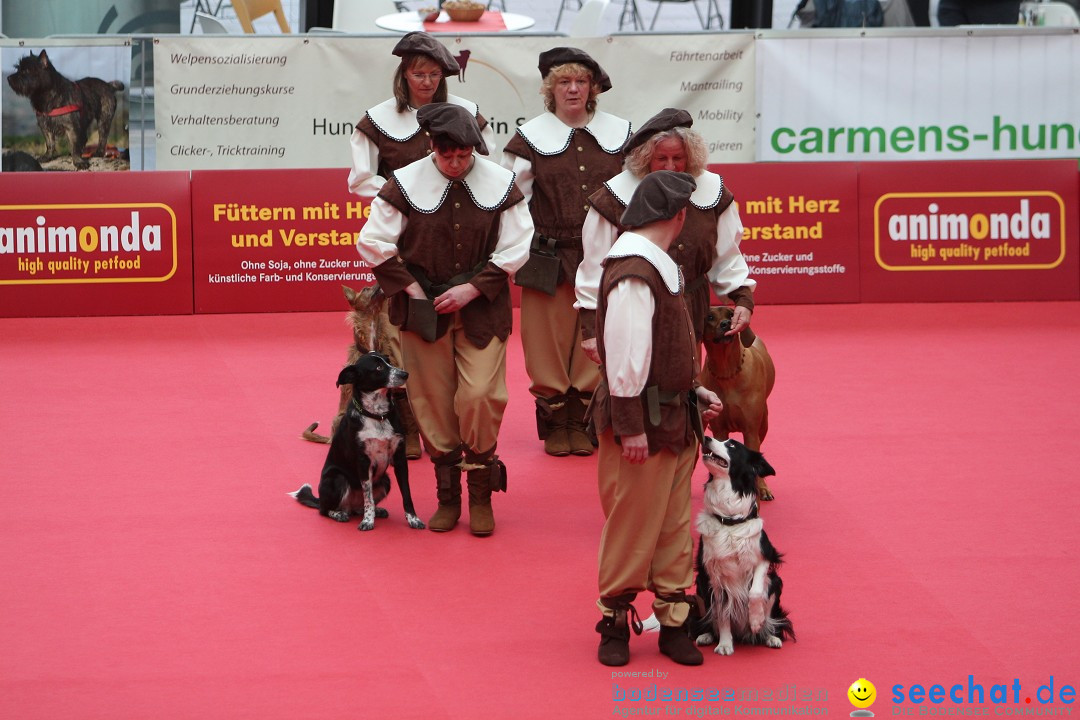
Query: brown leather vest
375 178 525 349
593 255 698 455
588 184 735 344
504 129 625 285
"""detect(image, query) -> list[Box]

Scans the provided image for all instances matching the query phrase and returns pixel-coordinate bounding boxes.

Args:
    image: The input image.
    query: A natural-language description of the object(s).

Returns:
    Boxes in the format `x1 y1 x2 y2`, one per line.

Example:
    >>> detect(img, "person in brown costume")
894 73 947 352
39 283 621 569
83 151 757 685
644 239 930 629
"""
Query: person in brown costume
501 47 631 458
357 103 533 536
347 32 495 460
590 171 724 667
576 108 755 357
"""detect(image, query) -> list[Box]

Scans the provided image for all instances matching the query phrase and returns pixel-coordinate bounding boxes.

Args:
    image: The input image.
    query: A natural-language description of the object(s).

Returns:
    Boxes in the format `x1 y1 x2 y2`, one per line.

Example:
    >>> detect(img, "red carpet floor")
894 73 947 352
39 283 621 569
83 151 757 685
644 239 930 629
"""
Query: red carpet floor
2 302 1078 719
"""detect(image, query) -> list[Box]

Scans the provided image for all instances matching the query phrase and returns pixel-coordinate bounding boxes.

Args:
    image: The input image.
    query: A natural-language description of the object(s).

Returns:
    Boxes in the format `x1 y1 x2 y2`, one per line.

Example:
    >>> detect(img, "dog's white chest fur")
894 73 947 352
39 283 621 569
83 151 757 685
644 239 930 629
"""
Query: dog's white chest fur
697 514 764 584
356 420 400 477
697 479 763 594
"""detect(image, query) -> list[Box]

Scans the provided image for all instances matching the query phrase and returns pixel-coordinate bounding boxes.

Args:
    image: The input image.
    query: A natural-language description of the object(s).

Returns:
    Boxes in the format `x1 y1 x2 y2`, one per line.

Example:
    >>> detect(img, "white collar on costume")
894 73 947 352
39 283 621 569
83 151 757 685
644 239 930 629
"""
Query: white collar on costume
365 94 480 143
604 232 682 295
515 110 631 156
605 169 724 210
392 154 516 213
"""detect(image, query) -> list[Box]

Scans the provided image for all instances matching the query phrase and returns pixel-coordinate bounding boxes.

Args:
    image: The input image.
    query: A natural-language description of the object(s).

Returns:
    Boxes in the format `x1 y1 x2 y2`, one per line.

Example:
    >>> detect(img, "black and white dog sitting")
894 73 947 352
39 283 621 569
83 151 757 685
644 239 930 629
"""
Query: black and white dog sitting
290 352 424 531
693 436 794 655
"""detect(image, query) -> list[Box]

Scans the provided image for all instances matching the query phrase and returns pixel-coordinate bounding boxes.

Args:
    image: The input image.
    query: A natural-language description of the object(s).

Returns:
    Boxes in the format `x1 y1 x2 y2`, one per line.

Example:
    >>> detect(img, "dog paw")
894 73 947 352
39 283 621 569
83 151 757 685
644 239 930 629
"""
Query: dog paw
329 510 350 522
714 642 734 656
766 635 783 649
695 632 715 646
375 507 389 519
357 520 375 531
406 514 426 530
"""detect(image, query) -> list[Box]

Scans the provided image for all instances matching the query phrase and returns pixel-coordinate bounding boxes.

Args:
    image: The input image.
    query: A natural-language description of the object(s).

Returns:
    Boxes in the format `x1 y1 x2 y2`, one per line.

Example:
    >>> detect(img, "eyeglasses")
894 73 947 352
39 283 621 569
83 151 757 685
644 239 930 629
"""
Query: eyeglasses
408 71 444 83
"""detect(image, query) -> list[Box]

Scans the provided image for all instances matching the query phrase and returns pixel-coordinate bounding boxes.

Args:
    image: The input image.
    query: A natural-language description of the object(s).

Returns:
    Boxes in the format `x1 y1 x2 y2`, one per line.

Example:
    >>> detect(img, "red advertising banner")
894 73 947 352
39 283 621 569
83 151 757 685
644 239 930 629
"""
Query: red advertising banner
0 172 192 317
859 160 1080 302
191 169 375 313
717 162 861 305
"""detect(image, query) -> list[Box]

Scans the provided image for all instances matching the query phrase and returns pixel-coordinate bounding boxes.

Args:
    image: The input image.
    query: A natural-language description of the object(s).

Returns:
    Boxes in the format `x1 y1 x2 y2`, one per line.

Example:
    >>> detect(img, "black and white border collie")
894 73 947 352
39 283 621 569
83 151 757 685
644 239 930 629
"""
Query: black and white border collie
290 352 424 531
693 436 794 655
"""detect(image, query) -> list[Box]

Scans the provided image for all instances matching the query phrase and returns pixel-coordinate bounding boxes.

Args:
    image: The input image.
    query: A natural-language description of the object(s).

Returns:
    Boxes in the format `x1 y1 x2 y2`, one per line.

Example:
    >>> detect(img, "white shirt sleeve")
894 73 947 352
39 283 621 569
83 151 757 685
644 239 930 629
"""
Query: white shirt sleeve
357 195 407 266
501 152 535 206
491 199 534 275
347 127 386 198
708 200 757 296
603 277 654 398
480 121 497 159
575 207 620 311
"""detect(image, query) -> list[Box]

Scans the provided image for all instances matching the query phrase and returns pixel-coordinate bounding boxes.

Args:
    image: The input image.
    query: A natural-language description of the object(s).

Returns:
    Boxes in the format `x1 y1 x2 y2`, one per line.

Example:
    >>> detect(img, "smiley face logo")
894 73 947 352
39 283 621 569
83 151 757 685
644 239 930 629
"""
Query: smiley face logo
848 678 877 709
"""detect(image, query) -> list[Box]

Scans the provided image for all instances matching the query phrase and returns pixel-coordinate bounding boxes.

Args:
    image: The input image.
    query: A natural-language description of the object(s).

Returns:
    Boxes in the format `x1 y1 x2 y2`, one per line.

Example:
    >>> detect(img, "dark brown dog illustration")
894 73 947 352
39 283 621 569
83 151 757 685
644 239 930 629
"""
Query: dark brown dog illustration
302 285 422 459
698 306 777 500
6 50 124 170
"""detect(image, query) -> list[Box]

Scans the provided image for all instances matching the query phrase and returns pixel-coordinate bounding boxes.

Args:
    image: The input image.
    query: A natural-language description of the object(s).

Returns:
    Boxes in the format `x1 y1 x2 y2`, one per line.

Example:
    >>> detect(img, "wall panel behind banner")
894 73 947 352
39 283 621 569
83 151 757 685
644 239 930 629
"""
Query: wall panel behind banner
858 160 1080 302
0 172 192 318
191 168 375 313
719 162 861 304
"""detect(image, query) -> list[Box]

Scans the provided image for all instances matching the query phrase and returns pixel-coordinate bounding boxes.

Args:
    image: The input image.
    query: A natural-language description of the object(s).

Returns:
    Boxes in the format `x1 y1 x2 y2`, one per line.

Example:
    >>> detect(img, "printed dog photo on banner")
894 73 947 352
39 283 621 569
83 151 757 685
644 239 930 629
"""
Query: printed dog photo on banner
2 45 131 172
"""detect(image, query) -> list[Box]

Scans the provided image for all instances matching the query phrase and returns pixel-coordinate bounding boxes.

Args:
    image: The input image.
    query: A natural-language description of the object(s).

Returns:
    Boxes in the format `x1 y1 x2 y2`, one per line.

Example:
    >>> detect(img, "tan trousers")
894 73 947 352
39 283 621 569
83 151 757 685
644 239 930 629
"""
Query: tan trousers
596 430 699 626
399 313 508 460
520 283 600 399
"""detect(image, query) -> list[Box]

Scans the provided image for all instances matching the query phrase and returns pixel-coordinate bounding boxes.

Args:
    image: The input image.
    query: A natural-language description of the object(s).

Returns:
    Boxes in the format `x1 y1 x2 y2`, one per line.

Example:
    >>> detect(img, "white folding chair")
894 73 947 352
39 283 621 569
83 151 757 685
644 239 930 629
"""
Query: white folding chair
1023 0 1080 25
195 11 231 33
570 0 611 35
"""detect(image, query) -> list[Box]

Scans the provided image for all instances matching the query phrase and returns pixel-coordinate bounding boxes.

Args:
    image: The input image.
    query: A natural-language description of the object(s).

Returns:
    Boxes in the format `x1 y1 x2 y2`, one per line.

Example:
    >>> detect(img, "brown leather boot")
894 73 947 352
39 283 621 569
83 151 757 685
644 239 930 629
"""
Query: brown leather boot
465 470 493 536
464 451 507 536
658 624 703 666
596 597 642 667
566 389 594 456
537 395 571 457
428 450 462 532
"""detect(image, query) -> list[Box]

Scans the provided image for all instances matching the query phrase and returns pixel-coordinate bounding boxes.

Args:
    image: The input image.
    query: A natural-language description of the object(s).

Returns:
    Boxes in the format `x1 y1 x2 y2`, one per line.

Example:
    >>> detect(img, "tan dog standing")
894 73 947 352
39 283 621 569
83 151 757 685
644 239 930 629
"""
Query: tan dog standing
698 306 777 500
302 285 422 459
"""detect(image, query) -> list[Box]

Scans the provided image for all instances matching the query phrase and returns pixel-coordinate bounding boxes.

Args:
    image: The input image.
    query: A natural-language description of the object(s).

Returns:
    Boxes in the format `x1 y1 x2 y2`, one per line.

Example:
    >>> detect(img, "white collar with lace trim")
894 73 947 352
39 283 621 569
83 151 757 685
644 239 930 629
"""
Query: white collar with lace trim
604 232 682 295
365 94 480 143
605 170 723 210
392 155 516 214
515 110 631 156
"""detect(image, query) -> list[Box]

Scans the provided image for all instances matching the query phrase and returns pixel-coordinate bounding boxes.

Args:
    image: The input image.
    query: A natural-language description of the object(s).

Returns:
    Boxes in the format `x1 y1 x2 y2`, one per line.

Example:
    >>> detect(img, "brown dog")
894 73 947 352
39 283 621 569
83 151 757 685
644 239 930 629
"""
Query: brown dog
698 306 777 500
302 285 422 459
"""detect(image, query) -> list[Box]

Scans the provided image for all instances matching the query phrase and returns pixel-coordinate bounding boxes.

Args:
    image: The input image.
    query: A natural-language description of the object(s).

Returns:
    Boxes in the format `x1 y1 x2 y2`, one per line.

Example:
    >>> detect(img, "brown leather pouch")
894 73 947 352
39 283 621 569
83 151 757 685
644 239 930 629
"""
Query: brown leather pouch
403 297 438 342
514 234 560 296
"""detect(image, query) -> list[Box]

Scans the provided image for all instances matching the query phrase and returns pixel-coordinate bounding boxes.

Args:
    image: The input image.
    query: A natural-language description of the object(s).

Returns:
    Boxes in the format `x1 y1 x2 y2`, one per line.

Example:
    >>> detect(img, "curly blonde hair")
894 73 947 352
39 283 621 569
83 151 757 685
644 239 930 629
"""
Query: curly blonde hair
624 126 707 178
540 62 601 115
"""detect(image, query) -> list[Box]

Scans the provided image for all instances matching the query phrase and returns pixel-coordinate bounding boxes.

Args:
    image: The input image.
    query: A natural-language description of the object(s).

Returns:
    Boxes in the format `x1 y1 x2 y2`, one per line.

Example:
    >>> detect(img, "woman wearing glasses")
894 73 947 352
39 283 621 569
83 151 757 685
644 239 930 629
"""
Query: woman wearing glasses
348 32 496 198
347 32 495 460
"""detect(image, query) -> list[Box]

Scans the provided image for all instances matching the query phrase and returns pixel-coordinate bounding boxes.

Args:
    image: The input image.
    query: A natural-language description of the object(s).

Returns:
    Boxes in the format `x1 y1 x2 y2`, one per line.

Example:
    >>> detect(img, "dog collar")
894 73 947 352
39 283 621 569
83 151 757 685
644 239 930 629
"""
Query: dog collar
712 502 758 526
351 395 390 421
39 103 81 117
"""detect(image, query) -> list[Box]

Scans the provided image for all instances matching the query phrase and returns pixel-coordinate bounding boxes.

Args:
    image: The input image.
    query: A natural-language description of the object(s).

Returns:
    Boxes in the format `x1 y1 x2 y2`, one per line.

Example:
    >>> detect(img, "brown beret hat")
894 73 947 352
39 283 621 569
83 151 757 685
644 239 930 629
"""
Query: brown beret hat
393 32 460 74
417 102 489 155
623 107 693 154
620 171 697 229
537 46 612 93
